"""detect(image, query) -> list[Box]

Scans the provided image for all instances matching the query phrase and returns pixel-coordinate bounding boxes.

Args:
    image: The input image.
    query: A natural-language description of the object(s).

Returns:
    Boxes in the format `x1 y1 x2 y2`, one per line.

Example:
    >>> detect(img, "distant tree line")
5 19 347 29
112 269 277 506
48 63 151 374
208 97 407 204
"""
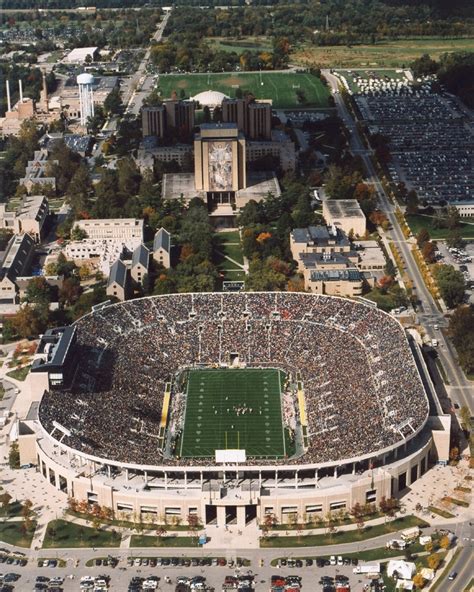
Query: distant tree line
411 51 474 108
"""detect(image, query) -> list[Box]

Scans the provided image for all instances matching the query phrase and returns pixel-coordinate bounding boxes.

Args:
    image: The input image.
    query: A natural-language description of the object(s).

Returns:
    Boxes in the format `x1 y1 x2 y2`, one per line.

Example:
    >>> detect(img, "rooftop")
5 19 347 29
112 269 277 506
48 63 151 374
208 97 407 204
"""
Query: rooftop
153 228 171 253
291 225 350 246
108 259 128 288
309 269 362 282
324 199 366 219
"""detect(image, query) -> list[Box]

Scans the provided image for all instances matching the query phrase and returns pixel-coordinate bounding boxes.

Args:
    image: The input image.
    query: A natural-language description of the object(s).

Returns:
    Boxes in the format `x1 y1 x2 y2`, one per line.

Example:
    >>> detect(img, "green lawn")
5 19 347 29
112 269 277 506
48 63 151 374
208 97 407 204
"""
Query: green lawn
0 520 37 547
405 214 474 239
42 520 121 549
180 368 286 459
217 230 240 242
214 231 246 282
130 535 200 547
156 72 330 109
261 516 428 547
221 242 244 264
293 37 474 68
6 365 31 381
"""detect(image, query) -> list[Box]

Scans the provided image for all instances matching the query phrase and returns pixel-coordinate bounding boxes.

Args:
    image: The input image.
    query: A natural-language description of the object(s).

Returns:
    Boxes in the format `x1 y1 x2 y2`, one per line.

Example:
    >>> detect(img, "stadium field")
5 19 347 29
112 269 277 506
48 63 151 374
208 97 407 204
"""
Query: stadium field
179 368 286 458
156 72 330 109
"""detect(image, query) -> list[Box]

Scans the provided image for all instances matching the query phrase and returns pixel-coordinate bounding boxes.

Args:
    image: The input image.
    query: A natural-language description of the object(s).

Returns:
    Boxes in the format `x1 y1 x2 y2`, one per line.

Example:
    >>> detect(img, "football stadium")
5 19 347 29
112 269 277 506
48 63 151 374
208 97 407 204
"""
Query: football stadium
21 293 451 528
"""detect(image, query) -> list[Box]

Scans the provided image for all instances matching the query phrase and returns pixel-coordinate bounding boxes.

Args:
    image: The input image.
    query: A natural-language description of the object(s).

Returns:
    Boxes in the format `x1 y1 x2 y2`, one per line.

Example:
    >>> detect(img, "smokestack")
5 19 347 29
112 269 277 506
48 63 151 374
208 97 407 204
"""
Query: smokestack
19 79 23 102
41 70 48 112
6 80 11 112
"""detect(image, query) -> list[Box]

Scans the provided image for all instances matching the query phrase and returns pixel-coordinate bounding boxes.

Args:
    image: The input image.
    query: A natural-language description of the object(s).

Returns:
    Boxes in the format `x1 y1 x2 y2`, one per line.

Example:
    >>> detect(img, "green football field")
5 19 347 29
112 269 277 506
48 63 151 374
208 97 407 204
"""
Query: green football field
156 72 330 109
179 368 286 458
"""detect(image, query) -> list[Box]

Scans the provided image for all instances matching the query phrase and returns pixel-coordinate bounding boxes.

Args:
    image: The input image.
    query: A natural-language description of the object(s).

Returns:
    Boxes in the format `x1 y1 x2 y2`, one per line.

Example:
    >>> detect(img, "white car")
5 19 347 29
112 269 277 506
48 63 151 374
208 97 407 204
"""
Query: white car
330 555 336 565
337 555 343 565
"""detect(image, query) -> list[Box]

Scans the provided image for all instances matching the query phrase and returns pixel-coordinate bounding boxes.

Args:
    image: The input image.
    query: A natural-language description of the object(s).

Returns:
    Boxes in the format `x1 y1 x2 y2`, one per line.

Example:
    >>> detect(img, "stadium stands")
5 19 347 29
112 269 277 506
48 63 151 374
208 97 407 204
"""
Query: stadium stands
39 293 429 468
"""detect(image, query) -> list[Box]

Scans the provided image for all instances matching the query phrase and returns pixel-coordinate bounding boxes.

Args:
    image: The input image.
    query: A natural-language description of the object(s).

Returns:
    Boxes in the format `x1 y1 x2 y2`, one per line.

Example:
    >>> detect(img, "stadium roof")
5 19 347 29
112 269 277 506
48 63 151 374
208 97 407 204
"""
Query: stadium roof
153 228 171 253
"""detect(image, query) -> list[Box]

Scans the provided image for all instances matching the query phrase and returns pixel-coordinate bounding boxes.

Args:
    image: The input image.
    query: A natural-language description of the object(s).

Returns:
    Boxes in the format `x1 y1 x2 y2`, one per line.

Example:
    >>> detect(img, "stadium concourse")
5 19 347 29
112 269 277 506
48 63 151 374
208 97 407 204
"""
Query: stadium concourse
20 293 450 529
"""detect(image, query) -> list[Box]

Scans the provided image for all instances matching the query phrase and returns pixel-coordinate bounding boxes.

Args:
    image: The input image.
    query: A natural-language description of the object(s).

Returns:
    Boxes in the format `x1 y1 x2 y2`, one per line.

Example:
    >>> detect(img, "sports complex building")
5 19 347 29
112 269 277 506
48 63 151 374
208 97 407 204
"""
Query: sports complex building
19 293 451 528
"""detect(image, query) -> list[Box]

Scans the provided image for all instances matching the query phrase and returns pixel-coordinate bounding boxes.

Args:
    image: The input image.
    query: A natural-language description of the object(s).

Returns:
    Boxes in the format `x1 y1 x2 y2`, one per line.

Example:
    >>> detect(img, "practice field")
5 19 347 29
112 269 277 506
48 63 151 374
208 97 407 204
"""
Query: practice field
179 368 286 458
156 72 330 109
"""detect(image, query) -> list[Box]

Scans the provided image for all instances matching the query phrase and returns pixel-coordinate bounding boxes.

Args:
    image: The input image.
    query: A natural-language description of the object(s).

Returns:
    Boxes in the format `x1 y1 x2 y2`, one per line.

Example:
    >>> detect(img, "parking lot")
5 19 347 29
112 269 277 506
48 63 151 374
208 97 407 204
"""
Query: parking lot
436 241 474 302
0 550 391 592
355 92 474 205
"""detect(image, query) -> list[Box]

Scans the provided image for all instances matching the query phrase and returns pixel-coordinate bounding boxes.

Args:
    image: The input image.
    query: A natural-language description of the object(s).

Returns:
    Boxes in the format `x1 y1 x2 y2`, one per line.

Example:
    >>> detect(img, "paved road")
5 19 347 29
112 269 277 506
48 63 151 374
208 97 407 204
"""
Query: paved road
442 544 473 592
124 10 172 117
323 70 473 412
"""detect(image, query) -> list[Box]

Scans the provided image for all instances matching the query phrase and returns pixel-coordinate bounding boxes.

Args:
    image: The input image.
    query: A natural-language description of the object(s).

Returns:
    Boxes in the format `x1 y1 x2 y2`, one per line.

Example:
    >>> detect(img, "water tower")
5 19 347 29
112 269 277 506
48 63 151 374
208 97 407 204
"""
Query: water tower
77 73 95 126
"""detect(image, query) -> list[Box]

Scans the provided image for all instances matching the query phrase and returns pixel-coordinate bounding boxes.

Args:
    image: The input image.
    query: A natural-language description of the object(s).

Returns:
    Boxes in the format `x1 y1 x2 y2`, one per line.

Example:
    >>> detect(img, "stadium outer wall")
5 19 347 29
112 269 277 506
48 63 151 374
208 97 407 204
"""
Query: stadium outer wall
22 292 451 529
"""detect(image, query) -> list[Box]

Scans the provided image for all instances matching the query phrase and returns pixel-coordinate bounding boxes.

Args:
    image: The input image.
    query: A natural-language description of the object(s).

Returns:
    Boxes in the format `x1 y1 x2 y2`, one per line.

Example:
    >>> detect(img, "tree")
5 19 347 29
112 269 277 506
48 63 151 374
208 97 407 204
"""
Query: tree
59 277 82 306
384 259 396 278
445 206 460 230
421 241 436 263
434 265 465 308
71 225 88 241
103 86 123 116
11 305 48 339
411 53 438 77
416 228 430 248
67 164 92 216
23 277 52 307
446 228 464 250
117 157 141 197
237 200 263 227
0 492 12 515
412 573 425 589
427 553 441 570
459 405 470 429
439 535 450 550
448 305 474 374
406 190 419 215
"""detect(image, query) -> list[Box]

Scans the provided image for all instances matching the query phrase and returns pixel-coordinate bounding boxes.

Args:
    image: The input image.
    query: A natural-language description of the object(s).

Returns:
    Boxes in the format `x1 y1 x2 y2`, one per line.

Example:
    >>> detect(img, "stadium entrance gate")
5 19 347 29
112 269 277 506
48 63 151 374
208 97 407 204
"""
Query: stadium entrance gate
205 503 257 527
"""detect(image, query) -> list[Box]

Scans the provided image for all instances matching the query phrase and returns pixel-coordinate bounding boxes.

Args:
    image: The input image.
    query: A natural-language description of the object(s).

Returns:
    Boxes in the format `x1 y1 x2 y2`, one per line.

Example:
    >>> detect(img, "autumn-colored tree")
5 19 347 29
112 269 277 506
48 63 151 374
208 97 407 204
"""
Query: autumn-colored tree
422 241 436 263
11 304 48 339
256 231 272 243
287 277 305 292
0 492 12 515
378 275 394 290
413 573 425 589
439 535 450 549
67 497 78 513
416 228 430 247
180 243 194 261
427 553 441 570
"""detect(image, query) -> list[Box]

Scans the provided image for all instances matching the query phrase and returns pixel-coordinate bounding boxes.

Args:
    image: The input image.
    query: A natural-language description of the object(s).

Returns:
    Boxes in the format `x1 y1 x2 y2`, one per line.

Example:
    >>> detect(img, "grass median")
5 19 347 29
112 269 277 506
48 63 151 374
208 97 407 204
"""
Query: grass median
270 542 425 565
260 516 428 548
130 535 200 547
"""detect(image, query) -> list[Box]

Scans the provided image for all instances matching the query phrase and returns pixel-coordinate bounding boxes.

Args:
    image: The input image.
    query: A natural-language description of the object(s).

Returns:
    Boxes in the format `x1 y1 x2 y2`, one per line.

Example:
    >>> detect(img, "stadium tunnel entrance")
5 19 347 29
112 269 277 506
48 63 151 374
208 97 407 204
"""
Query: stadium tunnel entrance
205 503 258 527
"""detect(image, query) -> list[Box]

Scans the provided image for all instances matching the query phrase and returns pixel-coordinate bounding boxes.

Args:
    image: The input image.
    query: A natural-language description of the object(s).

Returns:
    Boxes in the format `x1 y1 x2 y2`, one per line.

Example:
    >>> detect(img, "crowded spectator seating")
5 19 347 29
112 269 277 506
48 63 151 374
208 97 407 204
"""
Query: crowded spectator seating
39 293 429 467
